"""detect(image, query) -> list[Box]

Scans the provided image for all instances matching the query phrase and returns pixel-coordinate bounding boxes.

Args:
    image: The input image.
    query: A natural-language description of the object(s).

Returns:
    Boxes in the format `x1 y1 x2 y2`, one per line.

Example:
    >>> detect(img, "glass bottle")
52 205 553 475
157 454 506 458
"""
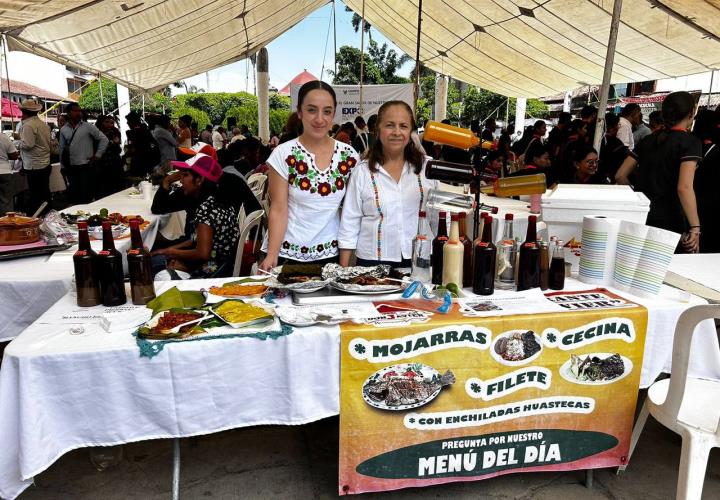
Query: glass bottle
127 219 156 305
411 210 432 283
539 241 550 291
431 211 448 285
458 212 472 287
549 239 566 290
423 121 481 149
442 213 464 286
96 221 127 306
480 173 547 197
517 215 540 291
73 221 100 307
424 159 475 183
495 213 518 290
472 216 496 295
425 189 475 213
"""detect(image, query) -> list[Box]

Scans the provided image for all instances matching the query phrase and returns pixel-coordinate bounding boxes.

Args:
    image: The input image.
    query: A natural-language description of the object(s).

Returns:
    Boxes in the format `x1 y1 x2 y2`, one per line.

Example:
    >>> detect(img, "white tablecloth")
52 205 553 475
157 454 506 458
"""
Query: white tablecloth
0 188 180 342
0 278 718 500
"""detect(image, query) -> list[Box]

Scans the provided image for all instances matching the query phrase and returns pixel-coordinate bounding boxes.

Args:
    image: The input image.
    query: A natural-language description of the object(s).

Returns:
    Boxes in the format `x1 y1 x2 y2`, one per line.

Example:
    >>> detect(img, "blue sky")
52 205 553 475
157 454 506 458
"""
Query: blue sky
178 2 412 94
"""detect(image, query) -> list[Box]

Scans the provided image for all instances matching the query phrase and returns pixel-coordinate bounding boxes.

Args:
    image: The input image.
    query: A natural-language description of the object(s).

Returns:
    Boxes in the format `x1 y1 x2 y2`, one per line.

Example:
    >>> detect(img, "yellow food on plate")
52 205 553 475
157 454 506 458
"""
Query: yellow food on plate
214 301 272 324
209 284 268 296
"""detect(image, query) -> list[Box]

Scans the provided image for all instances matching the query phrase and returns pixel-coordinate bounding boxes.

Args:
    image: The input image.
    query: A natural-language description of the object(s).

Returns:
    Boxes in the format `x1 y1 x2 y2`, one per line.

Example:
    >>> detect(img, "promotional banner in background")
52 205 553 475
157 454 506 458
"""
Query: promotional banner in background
339 289 648 495
290 84 413 123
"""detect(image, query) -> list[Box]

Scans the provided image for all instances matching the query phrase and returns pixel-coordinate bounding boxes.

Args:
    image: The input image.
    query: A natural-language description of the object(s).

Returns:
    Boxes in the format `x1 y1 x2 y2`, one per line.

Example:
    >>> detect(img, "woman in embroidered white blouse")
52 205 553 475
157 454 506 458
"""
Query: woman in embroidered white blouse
259 81 359 271
338 101 438 267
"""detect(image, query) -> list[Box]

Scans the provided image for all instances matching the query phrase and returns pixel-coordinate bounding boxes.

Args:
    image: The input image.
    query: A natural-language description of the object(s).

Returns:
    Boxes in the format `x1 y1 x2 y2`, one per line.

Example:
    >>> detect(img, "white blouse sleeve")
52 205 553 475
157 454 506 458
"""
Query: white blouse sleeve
338 163 366 250
266 141 290 180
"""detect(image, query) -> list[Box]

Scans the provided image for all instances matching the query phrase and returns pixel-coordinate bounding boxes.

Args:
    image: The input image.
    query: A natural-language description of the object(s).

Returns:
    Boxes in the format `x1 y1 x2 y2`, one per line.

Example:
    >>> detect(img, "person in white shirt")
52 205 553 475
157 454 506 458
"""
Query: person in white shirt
212 127 226 150
259 81 359 270
0 132 19 213
339 100 438 267
617 103 642 150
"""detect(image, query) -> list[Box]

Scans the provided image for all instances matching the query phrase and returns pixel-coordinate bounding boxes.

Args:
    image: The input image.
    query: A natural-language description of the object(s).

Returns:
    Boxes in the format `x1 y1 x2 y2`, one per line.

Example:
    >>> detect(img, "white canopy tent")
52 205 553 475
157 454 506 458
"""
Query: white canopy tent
1 1 719 97
344 0 720 98
1 0 327 92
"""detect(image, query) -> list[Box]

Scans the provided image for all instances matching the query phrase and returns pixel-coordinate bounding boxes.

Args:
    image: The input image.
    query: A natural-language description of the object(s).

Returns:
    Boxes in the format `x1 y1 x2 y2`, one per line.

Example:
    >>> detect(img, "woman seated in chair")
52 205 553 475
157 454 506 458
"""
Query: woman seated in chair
151 154 241 278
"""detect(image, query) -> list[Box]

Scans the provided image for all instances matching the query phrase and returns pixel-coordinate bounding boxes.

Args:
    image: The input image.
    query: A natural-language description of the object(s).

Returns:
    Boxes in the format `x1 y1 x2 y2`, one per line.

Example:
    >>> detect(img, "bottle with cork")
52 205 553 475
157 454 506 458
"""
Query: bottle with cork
442 213 465 286
95 221 127 306
431 211 448 285
127 219 156 305
472 215 496 295
458 212 472 287
73 221 100 307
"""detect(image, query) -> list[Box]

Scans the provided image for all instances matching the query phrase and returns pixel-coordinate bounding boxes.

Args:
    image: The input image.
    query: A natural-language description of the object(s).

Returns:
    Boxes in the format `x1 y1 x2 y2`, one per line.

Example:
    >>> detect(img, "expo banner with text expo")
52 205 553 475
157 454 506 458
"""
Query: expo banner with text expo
290 84 413 124
339 289 648 495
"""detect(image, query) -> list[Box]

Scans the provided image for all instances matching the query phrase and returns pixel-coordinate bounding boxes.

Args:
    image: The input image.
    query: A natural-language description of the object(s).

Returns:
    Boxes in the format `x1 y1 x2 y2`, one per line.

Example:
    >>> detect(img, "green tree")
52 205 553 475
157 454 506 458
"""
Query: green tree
330 46 382 84
330 41 409 85
367 40 411 84
270 109 291 135
176 92 258 124
171 105 211 130
78 78 117 113
224 105 258 132
269 93 292 111
345 6 372 38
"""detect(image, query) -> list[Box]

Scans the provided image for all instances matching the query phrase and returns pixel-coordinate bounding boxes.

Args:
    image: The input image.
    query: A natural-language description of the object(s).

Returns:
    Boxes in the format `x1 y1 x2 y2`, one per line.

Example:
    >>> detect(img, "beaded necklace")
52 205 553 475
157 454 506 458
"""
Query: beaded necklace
369 163 424 260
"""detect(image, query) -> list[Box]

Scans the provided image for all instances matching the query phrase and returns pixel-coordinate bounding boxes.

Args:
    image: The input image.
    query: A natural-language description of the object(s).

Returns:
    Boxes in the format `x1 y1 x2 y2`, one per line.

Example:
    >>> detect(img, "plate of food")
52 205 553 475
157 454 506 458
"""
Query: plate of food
209 299 275 329
490 330 543 366
362 363 455 411
208 282 268 299
323 263 406 294
266 263 327 292
559 352 632 385
137 309 210 339
89 223 128 240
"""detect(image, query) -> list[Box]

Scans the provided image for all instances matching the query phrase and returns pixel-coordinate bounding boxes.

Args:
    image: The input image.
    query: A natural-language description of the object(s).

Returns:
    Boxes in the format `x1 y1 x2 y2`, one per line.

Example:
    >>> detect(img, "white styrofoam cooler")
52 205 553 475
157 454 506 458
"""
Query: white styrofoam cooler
542 184 650 269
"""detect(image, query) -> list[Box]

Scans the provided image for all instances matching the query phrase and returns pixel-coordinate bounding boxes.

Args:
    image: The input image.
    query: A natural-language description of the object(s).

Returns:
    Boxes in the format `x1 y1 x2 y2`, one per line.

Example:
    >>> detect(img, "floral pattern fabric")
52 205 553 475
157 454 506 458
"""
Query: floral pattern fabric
262 138 359 261
194 195 239 276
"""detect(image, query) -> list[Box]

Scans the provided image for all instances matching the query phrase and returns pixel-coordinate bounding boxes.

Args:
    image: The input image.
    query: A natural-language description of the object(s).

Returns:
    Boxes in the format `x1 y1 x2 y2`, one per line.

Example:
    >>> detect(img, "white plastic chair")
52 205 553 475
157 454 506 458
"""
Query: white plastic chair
623 304 720 500
232 209 264 277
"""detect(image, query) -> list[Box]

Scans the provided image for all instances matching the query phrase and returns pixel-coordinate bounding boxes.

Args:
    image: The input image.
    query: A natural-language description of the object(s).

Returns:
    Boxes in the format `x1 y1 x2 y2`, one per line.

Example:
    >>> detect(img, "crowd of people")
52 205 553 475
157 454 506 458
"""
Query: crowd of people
2 85 717 282
465 94 718 254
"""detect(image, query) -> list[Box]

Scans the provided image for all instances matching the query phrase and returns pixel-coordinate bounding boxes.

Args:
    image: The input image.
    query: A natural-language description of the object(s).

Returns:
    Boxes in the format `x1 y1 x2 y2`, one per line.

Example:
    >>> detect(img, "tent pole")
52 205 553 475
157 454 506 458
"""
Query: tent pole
593 0 623 154
413 0 423 111
98 74 105 115
333 0 337 78
707 69 715 104
1 36 15 131
359 0 366 115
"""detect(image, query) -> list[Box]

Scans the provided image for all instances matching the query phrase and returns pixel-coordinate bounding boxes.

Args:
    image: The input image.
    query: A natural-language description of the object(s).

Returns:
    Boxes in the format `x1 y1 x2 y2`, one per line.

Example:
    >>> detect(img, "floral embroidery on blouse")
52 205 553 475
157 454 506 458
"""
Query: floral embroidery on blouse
282 239 338 258
284 144 356 195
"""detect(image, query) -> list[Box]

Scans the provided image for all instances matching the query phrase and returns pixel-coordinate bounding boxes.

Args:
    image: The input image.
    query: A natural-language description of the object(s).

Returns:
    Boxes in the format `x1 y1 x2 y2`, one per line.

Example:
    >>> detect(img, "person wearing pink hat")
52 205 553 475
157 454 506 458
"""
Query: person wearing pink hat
151 153 241 278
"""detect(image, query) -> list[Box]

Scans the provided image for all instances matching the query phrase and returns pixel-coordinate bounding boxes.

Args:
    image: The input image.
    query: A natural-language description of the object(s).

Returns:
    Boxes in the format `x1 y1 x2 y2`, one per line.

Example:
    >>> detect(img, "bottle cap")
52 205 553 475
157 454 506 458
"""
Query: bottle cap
77 221 88 229
102 220 112 230
439 211 447 217
450 213 459 221
490 206 499 214
480 211 488 219
504 213 514 221
458 211 466 219
129 219 140 229
528 215 537 223
556 240 564 246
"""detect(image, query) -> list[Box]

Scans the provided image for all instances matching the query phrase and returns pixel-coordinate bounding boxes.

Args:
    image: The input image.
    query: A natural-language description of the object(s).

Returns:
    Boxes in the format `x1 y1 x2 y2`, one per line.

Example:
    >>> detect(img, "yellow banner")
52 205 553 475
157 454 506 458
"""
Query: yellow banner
339 289 647 495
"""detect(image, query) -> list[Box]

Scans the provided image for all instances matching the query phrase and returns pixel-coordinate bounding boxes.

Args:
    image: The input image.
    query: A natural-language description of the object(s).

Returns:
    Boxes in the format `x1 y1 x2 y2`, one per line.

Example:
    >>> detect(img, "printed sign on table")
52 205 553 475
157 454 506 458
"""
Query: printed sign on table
339 290 647 495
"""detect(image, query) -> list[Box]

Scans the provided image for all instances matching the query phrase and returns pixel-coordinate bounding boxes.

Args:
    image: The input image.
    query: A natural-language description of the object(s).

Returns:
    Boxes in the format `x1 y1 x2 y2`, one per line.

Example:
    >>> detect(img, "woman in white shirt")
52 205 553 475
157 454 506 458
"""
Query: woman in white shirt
339 100 438 267
259 81 359 270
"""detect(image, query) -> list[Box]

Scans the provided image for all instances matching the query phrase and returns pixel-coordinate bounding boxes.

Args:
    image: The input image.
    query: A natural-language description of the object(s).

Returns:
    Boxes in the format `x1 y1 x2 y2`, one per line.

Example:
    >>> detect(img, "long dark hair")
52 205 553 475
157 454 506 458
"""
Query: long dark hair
366 100 424 174
297 80 337 110
661 91 695 128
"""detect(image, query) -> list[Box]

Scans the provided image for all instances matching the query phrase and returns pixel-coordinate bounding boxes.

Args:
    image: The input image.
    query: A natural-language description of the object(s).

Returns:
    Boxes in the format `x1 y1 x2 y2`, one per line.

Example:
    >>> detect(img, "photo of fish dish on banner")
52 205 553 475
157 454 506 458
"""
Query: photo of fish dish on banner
490 330 543 366
560 352 632 385
362 363 455 411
